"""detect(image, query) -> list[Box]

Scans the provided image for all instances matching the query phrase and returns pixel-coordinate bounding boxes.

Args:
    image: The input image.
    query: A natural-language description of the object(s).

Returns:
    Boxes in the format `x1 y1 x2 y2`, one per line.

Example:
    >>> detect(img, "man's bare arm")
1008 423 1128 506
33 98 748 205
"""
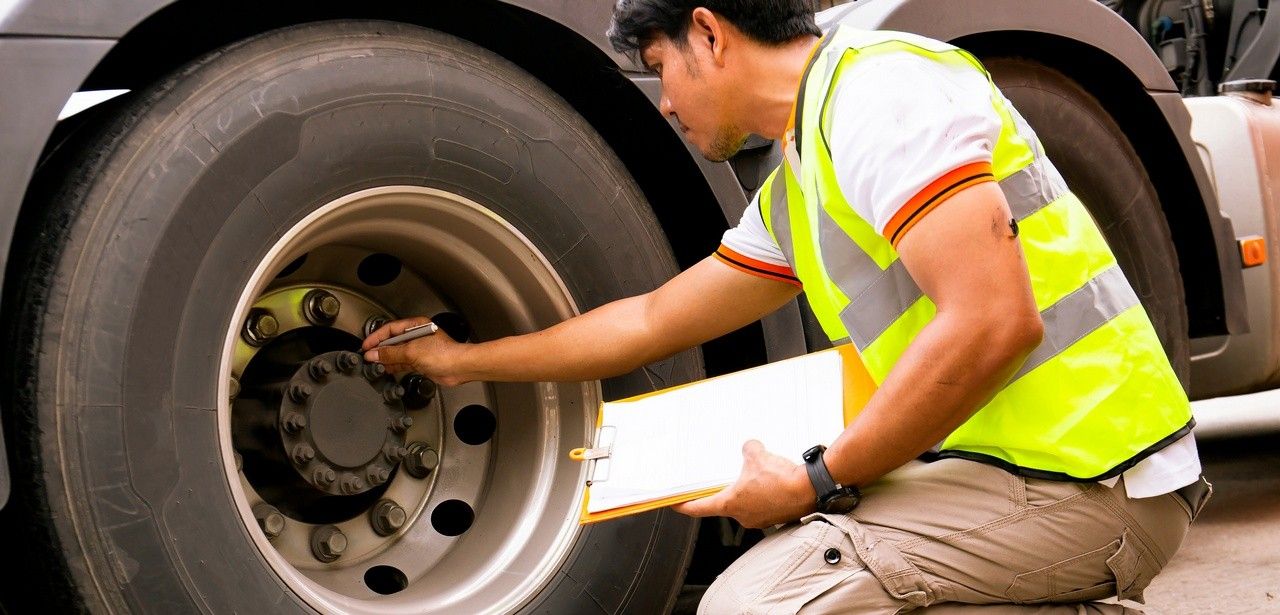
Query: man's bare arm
822 181 1044 487
362 256 801 385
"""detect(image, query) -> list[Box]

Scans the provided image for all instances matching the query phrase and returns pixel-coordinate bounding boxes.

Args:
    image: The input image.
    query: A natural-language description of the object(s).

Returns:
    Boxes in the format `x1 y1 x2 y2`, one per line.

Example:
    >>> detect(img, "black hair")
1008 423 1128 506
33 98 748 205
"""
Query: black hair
608 0 821 61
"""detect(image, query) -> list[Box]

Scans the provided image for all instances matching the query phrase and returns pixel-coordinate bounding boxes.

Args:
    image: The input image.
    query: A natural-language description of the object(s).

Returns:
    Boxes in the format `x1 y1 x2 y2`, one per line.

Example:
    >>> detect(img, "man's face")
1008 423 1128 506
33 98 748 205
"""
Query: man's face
641 35 748 162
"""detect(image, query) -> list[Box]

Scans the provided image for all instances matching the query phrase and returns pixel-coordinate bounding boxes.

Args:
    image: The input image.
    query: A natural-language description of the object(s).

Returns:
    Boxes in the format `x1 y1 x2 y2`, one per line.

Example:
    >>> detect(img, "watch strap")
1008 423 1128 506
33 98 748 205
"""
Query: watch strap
804 447 839 498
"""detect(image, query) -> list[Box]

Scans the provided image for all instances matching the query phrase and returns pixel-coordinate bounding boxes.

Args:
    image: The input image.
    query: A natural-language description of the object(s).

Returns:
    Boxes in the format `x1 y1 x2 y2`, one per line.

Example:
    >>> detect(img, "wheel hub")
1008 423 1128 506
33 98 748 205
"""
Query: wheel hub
279 351 409 496
220 187 594 612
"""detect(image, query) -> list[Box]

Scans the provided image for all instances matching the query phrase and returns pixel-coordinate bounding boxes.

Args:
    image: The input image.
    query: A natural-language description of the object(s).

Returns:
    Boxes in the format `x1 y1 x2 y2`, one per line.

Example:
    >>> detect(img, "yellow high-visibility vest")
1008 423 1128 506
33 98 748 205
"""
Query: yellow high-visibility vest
761 26 1192 480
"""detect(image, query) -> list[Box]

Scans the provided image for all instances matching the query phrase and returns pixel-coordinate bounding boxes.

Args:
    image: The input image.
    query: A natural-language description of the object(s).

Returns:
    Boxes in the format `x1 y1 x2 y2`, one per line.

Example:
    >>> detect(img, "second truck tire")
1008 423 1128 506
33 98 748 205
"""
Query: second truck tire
987 58 1192 384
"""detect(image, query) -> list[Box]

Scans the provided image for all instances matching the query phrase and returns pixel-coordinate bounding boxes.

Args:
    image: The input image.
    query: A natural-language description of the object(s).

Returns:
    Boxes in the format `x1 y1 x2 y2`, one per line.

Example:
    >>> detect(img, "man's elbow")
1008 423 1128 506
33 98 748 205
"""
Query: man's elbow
1001 308 1044 363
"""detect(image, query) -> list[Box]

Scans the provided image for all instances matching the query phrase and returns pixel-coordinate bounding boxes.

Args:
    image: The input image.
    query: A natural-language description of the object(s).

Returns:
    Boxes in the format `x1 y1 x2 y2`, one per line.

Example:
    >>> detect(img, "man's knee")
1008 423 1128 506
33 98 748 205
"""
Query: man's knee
697 519 903 614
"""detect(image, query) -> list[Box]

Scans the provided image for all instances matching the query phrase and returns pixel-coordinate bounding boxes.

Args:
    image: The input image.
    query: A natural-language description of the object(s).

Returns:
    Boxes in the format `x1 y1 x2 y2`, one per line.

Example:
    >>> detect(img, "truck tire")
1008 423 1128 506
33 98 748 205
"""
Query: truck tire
1 21 697 613
986 58 1192 385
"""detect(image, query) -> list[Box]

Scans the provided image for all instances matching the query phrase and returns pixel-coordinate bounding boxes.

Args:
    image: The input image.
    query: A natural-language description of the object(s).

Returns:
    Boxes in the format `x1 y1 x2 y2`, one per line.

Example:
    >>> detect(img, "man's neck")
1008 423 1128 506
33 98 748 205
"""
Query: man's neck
740 35 822 140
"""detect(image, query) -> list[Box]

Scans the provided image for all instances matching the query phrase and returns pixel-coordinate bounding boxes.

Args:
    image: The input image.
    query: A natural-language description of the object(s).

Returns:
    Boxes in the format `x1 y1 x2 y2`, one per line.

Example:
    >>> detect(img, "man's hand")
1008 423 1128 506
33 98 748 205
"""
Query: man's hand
362 317 471 386
673 440 816 529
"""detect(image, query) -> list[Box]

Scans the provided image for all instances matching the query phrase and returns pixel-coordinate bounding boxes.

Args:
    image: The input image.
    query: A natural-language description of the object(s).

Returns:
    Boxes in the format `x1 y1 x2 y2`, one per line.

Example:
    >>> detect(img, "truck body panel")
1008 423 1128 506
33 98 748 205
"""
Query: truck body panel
1186 92 1280 397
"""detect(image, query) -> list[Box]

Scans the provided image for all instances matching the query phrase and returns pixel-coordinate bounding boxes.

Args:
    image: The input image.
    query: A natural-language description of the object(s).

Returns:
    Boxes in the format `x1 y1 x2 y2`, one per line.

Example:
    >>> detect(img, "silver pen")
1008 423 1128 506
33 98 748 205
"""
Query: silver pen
376 321 440 348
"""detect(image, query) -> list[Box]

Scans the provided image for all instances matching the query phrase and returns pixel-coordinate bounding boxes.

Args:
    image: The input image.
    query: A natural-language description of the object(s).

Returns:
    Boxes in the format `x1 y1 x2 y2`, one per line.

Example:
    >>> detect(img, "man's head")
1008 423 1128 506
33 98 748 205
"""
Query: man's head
609 1 821 161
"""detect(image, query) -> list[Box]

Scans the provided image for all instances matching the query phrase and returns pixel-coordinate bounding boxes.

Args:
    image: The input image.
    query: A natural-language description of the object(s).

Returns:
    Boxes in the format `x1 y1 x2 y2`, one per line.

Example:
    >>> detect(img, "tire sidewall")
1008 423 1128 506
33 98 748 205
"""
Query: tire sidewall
26 21 696 612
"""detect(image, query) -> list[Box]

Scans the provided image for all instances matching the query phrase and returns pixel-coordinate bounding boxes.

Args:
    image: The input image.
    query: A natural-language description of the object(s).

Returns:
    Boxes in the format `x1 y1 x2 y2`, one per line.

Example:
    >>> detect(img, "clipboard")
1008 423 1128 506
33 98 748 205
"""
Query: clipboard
569 344 875 524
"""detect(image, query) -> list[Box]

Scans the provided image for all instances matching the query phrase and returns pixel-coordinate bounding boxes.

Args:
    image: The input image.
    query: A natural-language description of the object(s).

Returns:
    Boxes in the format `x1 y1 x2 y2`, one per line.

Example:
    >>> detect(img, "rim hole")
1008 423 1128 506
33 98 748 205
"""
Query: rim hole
275 253 308 279
357 253 402 286
454 404 496 445
364 565 409 595
431 500 475 537
431 311 472 342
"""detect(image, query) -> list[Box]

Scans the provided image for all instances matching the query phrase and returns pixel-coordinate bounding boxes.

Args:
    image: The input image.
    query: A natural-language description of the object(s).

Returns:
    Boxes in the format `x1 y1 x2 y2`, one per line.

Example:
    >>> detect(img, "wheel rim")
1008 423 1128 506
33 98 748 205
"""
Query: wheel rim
217 186 595 613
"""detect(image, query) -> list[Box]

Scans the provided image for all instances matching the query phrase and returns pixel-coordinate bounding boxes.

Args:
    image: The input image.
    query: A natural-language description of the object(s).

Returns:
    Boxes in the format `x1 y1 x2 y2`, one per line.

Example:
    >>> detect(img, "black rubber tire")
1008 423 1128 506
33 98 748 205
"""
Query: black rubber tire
0 21 697 613
986 58 1192 386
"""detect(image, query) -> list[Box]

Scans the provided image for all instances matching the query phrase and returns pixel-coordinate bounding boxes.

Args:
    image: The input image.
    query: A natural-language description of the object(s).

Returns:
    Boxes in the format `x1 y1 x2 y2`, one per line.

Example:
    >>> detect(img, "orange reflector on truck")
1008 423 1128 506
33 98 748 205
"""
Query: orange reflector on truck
1239 235 1267 268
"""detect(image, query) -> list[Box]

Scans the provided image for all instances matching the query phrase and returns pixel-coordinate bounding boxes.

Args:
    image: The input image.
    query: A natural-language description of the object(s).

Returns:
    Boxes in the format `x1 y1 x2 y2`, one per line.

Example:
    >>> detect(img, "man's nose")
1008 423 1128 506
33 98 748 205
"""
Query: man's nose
659 94 674 118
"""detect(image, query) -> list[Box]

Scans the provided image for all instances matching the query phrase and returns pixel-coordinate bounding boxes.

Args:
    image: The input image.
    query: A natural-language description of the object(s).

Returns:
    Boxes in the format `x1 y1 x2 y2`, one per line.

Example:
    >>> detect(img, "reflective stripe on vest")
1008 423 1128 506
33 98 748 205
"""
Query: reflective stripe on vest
761 26 1192 481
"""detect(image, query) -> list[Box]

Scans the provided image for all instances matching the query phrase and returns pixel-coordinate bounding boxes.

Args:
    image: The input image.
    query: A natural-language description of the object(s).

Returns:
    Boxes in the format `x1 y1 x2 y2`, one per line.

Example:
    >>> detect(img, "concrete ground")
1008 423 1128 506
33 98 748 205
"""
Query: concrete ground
675 426 1280 614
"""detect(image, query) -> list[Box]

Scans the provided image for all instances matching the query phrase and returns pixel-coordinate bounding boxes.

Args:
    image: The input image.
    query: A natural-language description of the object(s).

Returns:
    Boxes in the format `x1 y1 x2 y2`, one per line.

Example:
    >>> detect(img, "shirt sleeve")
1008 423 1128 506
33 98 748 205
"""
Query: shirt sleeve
826 53 1002 247
714 192 801 287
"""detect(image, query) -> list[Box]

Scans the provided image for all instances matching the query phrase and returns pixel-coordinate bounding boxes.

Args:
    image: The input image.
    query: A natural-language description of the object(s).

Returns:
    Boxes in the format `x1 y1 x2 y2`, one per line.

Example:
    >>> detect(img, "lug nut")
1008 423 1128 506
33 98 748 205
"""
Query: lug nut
292 444 315 464
253 504 286 540
336 351 361 372
383 444 409 463
402 374 437 409
282 412 307 434
229 377 241 401
308 358 333 381
403 442 439 479
243 309 280 346
370 499 408 536
363 362 387 380
383 384 405 404
313 467 337 488
311 525 348 562
364 316 389 338
366 465 391 486
288 383 313 403
340 474 365 495
304 289 342 325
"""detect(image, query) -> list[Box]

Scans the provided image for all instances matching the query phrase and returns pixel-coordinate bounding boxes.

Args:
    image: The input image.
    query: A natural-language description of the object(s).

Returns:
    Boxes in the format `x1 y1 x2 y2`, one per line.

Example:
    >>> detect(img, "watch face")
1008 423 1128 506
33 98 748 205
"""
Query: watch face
822 493 859 514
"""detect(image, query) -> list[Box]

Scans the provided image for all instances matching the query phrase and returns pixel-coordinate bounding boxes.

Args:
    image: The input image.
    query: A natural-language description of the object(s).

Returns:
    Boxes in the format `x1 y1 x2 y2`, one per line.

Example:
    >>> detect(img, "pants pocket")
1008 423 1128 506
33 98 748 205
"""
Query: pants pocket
700 518 861 615
1106 530 1157 603
1004 538 1121 603
813 512 936 607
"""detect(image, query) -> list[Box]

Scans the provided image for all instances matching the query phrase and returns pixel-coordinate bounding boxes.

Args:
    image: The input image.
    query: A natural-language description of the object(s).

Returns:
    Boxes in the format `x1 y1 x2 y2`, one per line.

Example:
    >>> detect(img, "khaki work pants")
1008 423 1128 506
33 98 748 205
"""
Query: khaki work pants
698 458 1210 614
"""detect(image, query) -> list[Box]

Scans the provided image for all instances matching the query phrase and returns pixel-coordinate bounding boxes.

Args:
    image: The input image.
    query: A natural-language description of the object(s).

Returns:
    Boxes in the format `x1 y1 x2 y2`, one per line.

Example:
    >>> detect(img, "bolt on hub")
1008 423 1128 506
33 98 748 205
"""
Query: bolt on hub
243 309 280 346
403 442 440 479
303 289 342 325
311 525 348 562
254 503 286 540
370 499 408 536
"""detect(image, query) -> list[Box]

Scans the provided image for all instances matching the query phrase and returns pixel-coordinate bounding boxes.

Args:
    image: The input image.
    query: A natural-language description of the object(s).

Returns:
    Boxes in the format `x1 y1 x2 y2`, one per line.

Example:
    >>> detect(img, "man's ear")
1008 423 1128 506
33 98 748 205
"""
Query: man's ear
689 7 728 66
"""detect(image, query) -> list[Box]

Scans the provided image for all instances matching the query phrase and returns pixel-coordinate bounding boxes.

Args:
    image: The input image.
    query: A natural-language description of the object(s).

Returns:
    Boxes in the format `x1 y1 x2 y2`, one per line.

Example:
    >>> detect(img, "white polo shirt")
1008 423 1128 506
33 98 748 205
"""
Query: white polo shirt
713 44 1199 498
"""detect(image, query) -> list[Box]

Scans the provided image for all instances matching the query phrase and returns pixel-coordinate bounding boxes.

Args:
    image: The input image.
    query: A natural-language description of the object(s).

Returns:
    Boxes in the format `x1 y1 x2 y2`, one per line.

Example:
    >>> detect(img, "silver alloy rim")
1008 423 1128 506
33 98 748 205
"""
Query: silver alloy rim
217 186 595 614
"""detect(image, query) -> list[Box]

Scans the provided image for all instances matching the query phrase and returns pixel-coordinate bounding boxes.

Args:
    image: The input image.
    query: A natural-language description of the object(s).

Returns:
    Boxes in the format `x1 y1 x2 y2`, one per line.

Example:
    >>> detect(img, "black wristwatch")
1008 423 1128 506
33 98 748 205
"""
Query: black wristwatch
802 445 861 514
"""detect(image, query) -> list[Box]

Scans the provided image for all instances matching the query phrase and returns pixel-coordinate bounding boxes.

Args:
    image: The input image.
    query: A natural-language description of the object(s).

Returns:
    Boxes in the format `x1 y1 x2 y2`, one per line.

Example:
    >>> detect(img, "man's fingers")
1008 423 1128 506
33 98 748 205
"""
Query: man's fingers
742 439 766 457
361 316 433 351
672 490 730 518
366 342 408 365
